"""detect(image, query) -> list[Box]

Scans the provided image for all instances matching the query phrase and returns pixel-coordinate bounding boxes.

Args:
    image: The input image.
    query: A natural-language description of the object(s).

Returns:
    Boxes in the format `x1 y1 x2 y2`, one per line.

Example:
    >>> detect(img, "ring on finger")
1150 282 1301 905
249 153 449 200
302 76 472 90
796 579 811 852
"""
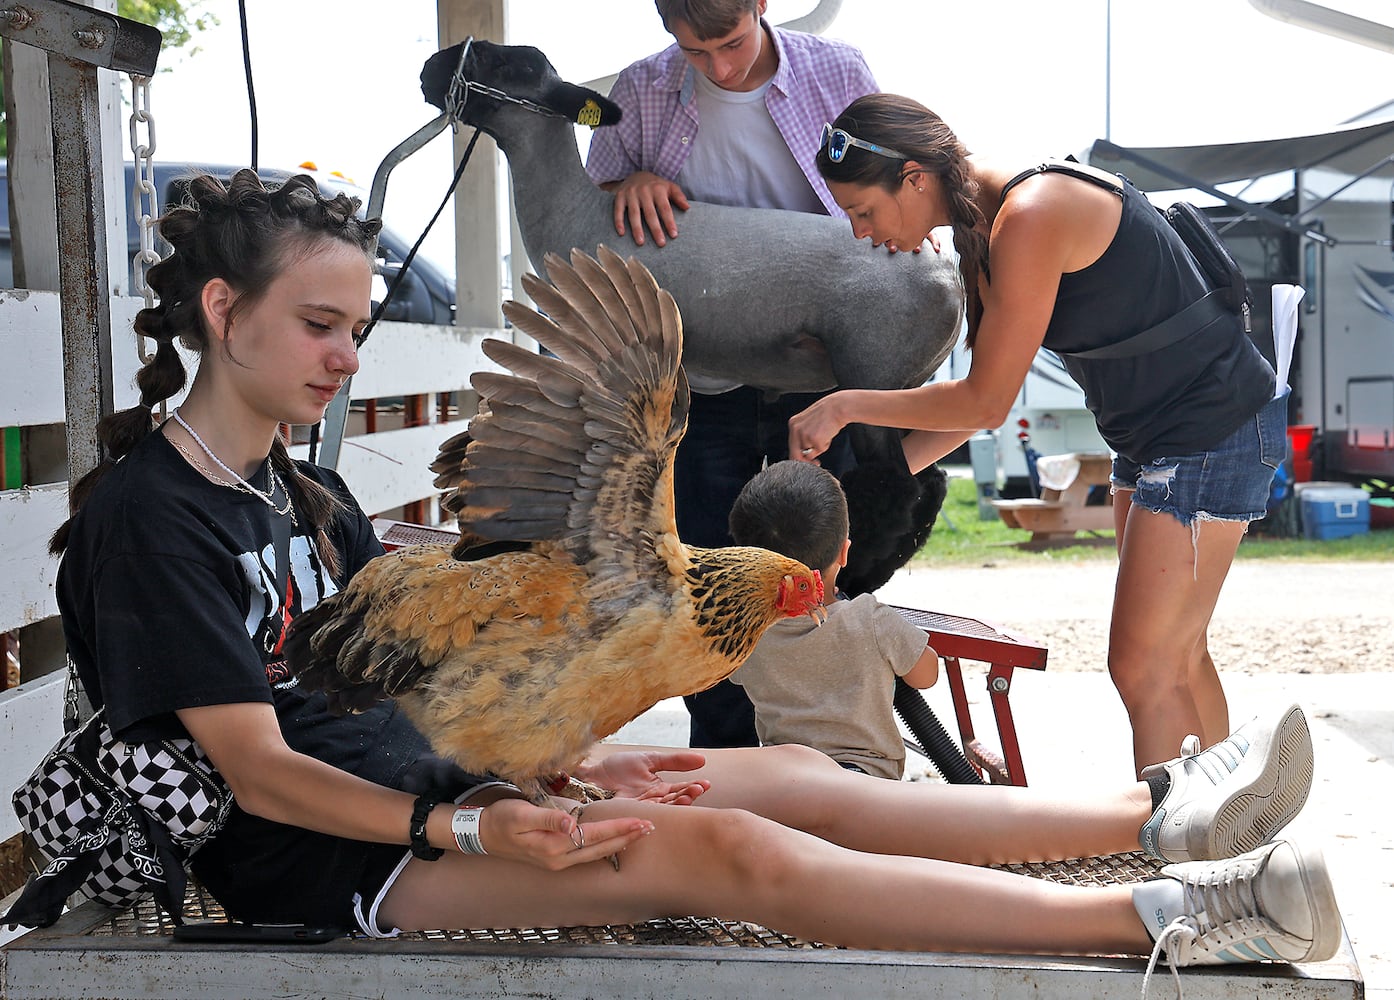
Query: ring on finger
570 824 585 851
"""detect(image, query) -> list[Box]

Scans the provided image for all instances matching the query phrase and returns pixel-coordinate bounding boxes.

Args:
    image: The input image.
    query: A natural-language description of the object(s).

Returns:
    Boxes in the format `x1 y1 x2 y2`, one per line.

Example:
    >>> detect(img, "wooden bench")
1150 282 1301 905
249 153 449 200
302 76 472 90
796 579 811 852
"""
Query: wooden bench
993 451 1114 542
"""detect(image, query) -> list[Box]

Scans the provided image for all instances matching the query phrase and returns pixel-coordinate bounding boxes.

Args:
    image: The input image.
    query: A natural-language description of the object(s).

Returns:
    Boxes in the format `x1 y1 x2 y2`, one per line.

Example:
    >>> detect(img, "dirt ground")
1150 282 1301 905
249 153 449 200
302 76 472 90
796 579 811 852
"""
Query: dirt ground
877 558 1394 676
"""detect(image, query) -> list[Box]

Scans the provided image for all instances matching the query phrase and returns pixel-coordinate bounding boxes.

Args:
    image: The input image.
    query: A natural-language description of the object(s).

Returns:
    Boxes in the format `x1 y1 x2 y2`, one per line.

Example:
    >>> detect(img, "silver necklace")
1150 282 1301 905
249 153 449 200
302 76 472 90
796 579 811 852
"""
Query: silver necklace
172 408 292 517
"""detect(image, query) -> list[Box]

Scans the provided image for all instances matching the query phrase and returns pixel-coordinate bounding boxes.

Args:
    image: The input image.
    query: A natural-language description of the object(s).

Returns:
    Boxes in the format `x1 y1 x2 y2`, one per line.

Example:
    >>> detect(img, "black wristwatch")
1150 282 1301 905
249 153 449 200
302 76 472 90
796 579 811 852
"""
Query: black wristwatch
409 794 444 861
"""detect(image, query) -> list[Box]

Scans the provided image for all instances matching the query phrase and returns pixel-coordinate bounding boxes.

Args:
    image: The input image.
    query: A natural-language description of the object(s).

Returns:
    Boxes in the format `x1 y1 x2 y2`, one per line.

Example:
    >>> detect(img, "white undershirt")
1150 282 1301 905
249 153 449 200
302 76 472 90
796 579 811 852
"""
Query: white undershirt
677 73 823 213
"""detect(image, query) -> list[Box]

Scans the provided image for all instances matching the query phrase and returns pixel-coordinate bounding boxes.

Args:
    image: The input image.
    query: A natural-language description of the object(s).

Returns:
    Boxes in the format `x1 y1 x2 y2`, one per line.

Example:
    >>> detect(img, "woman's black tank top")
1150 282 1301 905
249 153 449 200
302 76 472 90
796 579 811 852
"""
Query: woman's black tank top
1001 169 1275 462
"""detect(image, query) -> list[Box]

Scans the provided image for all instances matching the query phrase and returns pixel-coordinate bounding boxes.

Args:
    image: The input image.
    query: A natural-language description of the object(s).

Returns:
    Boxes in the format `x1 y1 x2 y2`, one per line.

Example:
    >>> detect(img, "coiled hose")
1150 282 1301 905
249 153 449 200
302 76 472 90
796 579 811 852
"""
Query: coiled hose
893 678 983 785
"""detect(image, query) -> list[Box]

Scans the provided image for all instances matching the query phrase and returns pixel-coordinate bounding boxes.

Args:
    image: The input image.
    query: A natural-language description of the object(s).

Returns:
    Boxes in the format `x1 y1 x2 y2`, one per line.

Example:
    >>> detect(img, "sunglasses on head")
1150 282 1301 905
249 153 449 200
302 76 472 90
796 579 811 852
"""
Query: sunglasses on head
819 123 905 164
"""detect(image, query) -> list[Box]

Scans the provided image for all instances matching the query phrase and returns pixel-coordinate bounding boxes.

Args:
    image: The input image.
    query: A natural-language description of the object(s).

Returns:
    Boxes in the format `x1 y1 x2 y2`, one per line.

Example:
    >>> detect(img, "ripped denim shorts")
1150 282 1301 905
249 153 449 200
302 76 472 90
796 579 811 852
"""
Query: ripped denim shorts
1110 391 1288 527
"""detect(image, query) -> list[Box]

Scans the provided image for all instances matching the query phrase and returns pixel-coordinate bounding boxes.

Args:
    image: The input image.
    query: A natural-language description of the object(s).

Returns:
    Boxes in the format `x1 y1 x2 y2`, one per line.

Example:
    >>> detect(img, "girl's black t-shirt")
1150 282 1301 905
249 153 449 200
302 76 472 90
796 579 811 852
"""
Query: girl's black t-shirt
56 430 480 924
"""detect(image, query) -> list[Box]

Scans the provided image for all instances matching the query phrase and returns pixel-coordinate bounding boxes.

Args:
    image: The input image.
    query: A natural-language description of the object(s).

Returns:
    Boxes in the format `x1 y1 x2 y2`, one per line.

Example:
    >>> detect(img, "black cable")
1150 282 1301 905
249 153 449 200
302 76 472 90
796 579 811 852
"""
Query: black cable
237 0 258 170
357 128 481 349
893 678 984 785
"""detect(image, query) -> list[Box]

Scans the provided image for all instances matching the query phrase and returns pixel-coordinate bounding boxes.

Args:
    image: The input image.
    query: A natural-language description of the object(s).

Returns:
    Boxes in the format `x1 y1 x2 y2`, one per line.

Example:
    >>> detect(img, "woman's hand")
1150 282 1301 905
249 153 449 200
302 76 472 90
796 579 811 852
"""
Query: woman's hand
478 797 654 871
574 750 709 805
788 391 853 463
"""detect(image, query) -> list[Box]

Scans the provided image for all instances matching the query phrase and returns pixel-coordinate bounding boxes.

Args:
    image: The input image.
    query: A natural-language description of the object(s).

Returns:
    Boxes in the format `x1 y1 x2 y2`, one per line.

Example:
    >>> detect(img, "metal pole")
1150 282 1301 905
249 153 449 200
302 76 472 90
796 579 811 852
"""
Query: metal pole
47 53 113 483
1104 0 1112 141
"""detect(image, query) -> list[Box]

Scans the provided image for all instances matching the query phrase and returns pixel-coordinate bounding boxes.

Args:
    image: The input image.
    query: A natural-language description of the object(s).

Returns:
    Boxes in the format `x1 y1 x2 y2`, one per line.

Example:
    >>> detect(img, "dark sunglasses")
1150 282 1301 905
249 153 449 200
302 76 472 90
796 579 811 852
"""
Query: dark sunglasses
819 123 905 164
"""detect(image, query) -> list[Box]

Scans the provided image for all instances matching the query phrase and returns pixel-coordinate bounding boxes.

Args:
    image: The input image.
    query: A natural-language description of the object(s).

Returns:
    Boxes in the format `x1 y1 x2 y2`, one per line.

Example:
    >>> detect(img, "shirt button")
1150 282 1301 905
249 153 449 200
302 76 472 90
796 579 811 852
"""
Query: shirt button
681 135 690 144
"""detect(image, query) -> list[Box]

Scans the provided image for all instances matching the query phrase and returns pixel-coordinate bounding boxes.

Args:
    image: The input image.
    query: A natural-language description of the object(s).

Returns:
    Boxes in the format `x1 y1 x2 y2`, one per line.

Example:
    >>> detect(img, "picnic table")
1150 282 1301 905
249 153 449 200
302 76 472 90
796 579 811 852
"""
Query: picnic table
992 451 1114 542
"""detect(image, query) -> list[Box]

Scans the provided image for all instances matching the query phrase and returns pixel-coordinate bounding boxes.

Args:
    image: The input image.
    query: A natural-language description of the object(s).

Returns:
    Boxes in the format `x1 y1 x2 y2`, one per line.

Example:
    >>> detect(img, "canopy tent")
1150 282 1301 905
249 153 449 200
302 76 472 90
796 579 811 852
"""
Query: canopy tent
1081 114 1394 191
1080 114 1394 244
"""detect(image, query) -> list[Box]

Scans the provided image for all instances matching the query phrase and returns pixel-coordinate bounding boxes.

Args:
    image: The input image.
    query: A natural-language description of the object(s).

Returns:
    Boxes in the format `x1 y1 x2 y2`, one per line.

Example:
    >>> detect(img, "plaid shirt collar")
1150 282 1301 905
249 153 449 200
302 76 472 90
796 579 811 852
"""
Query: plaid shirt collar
659 18 791 105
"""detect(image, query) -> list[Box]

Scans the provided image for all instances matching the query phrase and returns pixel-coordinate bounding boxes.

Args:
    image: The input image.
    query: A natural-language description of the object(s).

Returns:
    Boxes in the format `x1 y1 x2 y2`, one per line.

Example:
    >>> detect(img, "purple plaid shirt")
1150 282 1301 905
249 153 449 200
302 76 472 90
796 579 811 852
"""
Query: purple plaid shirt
585 22 877 218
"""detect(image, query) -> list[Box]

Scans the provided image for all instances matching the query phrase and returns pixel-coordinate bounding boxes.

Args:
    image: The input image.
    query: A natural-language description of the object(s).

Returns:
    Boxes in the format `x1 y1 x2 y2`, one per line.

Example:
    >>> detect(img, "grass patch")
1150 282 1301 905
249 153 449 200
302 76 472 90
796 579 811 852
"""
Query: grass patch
912 473 1394 567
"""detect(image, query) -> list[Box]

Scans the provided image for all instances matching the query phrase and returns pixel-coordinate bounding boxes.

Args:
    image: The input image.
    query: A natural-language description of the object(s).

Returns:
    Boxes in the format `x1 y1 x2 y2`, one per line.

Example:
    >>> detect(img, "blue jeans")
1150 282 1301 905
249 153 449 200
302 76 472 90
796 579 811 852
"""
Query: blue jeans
1111 392 1287 527
675 385 855 748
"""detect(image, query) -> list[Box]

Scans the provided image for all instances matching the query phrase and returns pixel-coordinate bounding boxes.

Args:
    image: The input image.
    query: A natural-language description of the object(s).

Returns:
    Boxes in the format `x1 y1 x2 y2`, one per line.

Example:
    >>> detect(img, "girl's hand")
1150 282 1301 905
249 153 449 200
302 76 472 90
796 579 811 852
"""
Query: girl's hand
574 751 709 805
479 798 653 871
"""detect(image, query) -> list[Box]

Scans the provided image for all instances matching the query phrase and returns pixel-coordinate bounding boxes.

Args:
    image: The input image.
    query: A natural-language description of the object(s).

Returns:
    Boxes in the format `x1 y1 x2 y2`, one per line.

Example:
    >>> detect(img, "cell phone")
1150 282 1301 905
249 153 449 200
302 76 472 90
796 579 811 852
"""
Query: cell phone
172 921 342 944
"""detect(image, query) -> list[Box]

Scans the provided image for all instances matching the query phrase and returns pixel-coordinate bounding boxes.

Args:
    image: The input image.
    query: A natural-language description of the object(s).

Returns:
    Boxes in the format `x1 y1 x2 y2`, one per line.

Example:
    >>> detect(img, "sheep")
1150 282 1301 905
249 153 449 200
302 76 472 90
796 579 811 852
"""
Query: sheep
420 39 966 594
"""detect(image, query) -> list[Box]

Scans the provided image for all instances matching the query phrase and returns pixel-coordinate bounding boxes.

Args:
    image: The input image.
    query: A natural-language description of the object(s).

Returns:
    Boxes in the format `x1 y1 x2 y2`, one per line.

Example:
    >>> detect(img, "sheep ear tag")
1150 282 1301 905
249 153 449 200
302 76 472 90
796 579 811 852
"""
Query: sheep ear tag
576 99 603 128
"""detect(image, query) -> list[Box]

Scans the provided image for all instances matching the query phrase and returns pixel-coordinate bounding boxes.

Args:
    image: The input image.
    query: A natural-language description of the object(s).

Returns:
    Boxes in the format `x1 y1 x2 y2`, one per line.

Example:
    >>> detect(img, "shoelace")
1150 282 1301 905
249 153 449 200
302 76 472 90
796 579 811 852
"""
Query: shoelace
1142 917 1194 999
1140 853 1266 999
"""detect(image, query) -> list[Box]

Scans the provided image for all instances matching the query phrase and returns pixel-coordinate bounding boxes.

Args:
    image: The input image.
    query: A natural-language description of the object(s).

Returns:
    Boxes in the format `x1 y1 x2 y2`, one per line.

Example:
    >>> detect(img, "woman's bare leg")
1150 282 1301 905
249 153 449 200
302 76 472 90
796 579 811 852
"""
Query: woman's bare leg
378 797 1151 956
591 742 1155 865
1108 495 1243 775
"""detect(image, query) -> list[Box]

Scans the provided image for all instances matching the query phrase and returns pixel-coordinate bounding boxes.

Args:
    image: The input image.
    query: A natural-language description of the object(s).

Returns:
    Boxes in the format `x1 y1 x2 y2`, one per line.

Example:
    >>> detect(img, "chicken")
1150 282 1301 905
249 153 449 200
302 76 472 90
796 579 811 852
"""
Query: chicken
285 247 826 807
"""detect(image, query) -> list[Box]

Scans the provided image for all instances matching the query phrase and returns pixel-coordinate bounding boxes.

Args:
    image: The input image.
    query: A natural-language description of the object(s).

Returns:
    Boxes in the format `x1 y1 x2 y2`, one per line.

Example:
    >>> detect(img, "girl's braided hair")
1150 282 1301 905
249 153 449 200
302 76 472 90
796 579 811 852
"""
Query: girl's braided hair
816 94 989 346
50 169 382 577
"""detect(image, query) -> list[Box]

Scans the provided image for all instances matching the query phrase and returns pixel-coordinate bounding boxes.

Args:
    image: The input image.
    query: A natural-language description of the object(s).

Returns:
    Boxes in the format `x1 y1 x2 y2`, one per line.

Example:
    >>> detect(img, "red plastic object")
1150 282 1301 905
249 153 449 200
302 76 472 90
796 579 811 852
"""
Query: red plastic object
890 606 1048 786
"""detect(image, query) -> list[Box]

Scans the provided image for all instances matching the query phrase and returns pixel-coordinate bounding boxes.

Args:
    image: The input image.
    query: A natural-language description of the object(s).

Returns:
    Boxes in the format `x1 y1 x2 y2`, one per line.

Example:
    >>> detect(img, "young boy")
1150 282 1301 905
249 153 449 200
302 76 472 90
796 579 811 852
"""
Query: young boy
728 461 940 778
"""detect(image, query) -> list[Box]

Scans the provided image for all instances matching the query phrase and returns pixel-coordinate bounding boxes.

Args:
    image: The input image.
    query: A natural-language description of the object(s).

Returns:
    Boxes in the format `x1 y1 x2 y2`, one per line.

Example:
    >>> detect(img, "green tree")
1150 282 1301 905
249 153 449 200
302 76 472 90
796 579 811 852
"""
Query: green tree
1 0 216 156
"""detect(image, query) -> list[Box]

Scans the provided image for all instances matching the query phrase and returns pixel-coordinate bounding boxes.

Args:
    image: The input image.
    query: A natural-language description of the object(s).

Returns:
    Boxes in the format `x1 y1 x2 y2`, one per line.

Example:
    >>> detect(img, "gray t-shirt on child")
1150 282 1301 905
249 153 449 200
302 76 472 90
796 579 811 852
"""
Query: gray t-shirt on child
730 594 929 779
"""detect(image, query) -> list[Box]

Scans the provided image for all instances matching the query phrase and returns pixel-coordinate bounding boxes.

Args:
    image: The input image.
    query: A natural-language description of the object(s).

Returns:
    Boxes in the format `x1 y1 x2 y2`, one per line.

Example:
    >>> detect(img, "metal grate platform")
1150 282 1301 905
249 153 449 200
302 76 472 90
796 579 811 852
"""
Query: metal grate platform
3 852 1362 1000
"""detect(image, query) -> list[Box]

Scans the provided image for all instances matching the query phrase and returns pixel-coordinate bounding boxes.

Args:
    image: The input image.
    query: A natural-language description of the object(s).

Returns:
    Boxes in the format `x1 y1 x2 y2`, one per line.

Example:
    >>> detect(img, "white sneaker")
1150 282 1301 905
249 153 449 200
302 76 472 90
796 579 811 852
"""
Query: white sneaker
1135 839 1341 997
1140 703 1313 863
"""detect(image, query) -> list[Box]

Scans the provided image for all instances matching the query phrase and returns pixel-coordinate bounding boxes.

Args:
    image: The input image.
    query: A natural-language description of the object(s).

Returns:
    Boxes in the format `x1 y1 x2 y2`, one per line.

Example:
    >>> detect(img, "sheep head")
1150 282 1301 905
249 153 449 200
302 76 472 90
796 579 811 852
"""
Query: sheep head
421 39 622 133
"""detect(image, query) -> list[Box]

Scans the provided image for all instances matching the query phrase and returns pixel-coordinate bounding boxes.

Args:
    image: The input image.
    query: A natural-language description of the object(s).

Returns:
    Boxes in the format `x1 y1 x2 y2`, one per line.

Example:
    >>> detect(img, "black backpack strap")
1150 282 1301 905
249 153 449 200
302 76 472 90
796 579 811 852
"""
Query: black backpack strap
1064 289 1230 361
1000 158 1125 203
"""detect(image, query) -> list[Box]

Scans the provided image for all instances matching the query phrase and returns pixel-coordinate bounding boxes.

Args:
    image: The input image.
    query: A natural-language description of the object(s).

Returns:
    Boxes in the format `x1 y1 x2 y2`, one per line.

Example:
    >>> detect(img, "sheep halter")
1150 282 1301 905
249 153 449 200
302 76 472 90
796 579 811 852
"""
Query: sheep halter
445 35 582 126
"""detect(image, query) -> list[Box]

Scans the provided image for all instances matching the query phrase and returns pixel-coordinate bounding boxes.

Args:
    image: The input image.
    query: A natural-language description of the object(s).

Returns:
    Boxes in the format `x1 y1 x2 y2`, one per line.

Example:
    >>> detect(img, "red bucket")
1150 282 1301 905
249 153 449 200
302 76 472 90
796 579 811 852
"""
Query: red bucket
1287 425 1316 482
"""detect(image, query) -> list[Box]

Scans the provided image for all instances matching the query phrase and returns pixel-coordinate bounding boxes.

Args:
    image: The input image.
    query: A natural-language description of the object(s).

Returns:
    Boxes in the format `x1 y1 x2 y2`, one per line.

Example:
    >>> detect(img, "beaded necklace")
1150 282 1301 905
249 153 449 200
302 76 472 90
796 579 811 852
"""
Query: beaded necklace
171 408 293 518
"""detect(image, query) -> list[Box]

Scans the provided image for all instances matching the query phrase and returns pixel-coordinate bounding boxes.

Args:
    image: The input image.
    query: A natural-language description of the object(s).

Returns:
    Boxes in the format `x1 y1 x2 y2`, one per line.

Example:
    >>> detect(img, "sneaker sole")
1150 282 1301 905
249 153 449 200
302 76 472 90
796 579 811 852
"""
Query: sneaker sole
1203 703 1313 860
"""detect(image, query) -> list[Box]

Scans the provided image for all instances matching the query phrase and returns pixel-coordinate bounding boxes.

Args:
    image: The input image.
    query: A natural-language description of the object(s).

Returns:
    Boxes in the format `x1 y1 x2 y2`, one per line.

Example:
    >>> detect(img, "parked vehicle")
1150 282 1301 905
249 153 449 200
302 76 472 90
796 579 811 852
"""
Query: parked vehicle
0 162 456 327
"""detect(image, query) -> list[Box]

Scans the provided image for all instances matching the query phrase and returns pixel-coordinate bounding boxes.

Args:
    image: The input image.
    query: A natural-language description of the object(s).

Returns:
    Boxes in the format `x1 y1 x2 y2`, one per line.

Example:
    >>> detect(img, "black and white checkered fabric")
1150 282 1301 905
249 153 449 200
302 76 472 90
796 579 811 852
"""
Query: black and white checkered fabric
11 709 232 911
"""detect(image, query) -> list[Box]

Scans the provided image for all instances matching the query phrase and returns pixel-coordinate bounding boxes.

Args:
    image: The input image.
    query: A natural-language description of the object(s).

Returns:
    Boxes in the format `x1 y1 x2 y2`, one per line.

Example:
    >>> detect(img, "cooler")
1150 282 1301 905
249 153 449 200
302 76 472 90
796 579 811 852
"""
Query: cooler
1299 485 1370 540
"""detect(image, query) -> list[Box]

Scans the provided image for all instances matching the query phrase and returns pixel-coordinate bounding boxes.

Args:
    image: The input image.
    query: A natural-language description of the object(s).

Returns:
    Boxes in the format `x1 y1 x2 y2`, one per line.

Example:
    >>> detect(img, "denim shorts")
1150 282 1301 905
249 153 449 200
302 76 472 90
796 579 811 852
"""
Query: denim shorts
1110 392 1288 527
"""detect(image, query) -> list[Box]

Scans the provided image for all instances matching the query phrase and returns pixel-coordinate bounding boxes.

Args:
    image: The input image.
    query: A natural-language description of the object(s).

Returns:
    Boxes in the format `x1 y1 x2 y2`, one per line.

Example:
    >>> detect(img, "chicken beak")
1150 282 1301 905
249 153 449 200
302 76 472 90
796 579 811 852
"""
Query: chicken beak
807 603 828 626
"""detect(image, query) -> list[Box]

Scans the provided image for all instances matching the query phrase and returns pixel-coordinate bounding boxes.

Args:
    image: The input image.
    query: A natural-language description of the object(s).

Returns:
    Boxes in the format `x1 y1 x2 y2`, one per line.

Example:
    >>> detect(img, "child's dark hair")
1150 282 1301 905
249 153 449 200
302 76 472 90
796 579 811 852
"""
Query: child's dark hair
50 169 382 577
729 461 848 572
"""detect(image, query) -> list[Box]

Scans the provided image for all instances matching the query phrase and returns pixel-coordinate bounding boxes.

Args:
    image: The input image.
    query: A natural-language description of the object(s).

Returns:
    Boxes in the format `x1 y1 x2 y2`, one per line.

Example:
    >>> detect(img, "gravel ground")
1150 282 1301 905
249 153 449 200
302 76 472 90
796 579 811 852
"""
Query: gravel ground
877 558 1394 676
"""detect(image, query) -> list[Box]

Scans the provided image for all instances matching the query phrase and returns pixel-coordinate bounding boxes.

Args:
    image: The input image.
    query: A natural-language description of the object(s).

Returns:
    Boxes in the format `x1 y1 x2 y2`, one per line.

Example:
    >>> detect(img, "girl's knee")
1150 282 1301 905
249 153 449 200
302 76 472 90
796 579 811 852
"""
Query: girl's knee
758 742 840 774
698 807 804 888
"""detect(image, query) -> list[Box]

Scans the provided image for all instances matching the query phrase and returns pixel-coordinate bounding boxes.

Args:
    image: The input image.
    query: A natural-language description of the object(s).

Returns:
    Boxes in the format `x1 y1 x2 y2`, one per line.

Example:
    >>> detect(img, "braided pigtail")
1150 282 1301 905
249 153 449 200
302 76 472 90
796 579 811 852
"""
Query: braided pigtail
940 159 988 347
268 439 344 582
52 168 381 567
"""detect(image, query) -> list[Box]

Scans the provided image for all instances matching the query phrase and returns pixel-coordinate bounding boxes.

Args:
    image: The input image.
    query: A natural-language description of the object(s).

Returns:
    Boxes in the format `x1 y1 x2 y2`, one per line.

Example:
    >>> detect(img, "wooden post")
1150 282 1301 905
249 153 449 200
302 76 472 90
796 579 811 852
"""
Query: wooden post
437 0 508 332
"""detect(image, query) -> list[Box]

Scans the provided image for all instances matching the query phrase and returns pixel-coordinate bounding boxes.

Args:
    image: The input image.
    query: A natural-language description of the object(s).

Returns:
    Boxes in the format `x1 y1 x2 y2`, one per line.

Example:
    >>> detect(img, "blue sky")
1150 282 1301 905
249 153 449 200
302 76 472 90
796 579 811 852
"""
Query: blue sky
148 0 1393 270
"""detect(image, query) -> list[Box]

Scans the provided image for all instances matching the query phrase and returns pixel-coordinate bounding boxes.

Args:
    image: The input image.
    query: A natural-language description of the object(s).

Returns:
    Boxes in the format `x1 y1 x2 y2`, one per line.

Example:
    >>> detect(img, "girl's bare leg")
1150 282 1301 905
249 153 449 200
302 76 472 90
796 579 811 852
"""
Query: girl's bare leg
591 742 1156 865
1109 496 1243 775
378 796 1151 956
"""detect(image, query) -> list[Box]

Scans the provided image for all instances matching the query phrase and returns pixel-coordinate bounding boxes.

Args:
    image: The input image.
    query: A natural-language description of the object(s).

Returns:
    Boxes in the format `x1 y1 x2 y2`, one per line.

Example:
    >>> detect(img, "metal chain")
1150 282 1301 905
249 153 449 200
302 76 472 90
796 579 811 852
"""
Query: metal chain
128 73 160 363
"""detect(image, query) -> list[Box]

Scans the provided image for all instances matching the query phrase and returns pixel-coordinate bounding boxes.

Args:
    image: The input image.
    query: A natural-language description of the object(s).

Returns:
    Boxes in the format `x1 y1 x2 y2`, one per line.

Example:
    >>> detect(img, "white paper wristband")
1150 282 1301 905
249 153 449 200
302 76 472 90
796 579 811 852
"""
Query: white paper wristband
451 806 487 855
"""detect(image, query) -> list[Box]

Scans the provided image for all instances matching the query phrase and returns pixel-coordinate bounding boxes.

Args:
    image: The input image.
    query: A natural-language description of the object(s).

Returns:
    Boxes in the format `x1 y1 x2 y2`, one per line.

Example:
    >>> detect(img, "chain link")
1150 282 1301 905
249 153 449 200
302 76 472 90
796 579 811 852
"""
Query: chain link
128 73 161 366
